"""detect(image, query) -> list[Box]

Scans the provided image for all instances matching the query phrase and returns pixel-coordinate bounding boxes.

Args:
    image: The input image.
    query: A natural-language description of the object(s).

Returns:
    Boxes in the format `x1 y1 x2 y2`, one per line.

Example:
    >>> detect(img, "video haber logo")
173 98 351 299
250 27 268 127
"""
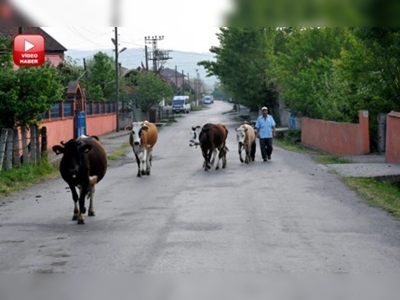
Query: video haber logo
13 35 45 67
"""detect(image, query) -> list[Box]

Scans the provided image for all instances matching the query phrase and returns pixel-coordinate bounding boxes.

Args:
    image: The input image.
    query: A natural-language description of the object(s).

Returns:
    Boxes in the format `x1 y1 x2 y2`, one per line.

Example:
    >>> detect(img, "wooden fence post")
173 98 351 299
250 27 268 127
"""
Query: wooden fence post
6 129 13 171
41 127 47 154
13 128 20 168
21 127 29 164
0 128 9 171
35 126 41 165
30 125 37 165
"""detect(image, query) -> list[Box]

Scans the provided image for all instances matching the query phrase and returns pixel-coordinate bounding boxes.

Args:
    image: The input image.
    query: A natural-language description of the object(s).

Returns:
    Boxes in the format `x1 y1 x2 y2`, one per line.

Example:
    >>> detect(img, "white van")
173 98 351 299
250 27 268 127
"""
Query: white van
203 95 214 104
172 95 191 113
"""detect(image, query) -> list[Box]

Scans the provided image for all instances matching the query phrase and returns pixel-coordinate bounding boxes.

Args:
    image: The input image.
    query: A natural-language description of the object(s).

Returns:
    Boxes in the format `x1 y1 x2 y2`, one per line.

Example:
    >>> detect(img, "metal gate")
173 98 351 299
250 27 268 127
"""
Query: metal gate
75 111 86 138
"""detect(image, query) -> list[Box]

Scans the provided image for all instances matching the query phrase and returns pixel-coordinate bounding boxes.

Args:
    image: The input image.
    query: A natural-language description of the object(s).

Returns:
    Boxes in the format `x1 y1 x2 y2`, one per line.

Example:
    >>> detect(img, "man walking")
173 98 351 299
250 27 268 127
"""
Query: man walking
255 106 276 161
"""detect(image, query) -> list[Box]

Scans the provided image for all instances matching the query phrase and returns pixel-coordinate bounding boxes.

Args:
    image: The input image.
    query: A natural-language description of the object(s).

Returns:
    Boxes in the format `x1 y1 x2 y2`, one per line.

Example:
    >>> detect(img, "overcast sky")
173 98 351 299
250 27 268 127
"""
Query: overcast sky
41 27 221 54
10 0 231 53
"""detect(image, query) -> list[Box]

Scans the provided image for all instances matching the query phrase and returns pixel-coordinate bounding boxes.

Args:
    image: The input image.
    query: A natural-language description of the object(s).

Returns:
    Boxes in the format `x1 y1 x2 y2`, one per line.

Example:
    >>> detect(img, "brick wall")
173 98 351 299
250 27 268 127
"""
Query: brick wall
385 111 400 163
301 110 370 156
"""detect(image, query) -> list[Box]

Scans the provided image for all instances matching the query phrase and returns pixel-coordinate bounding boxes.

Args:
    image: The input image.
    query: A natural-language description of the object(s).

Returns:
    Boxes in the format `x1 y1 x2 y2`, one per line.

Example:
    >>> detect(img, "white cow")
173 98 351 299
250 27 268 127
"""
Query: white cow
125 121 158 177
235 123 256 163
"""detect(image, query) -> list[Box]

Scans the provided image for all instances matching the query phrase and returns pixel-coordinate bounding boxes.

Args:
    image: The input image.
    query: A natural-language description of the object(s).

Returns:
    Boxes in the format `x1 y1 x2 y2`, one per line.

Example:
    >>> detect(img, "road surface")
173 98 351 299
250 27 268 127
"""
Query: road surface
1 101 400 280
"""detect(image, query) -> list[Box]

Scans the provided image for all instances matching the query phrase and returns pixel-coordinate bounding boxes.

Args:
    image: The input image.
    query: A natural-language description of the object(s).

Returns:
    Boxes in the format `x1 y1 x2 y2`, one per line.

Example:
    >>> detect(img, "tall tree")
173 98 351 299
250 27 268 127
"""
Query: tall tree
0 37 63 128
86 52 116 101
199 28 278 113
272 27 353 121
125 72 173 116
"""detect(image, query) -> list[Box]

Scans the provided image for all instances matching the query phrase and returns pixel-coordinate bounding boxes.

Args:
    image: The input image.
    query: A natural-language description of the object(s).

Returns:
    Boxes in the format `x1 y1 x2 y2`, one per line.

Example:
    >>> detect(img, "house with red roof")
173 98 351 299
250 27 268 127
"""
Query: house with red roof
0 27 67 68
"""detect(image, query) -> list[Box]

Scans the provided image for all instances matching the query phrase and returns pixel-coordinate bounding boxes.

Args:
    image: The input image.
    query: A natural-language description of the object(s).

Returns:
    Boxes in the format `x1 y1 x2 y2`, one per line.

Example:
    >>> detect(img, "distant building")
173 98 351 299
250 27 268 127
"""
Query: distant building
0 27 67 68
161 67 185 89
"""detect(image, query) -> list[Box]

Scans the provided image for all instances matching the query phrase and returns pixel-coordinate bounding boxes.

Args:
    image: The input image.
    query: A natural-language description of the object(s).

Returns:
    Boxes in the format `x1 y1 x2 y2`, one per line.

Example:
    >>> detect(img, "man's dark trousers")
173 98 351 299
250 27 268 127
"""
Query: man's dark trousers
259 138 273 160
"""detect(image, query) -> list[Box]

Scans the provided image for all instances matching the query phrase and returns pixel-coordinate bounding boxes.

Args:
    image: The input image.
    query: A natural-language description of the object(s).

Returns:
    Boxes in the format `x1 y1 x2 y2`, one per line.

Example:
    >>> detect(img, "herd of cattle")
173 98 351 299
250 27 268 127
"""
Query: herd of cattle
52 120 257 224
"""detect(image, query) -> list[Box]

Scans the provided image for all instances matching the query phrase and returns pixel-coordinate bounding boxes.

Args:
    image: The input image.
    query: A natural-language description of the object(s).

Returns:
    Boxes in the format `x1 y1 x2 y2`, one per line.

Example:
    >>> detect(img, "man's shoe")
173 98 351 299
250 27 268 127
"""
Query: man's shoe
263 159 267 162
268 156 271 160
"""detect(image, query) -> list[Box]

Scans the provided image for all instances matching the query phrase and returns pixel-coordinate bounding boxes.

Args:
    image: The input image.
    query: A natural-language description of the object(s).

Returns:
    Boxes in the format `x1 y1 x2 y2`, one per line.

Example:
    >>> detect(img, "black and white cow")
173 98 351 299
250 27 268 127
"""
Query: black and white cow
189 123 229 171
52 135 107 224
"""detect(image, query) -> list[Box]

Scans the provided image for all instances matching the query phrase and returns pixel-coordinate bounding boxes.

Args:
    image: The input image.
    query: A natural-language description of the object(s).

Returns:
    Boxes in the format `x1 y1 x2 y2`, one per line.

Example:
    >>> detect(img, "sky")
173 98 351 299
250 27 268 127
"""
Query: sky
41 27 221 54
9 0 231 53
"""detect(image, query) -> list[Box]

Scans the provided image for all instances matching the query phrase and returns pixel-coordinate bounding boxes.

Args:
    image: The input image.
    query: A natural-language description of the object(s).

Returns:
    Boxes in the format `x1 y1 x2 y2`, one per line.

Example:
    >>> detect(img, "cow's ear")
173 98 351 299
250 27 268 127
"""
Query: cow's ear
52 145 64 155
142 125 149 132
80 144 92 153
125 126 132 131
244 128 248 132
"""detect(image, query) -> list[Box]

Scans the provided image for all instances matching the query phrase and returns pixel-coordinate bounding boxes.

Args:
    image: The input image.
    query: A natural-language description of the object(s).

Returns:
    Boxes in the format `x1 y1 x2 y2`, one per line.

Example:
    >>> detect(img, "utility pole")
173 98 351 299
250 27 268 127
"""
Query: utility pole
175 65 178 94
83 58 90 100
144 35 172 73
196 69 200 101
145 45 149 70
112 27 126 132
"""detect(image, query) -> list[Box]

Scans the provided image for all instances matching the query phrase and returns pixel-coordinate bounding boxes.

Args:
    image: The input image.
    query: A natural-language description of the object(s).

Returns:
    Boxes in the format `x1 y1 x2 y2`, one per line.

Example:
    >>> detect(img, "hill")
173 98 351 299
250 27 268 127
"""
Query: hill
65 48 218 88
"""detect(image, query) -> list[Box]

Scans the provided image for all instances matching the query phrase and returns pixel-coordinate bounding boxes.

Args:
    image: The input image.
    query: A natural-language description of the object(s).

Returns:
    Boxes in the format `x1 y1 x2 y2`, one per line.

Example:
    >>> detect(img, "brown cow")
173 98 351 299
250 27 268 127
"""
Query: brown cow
235 123 256 163
125 121 158 177
52 135 107 224
190 123 228 171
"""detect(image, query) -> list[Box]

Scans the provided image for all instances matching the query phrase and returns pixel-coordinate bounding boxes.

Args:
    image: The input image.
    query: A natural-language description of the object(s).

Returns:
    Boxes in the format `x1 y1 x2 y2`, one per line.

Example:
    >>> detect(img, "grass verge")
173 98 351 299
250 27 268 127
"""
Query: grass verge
0 158 58 198
107 142 130 161
344 177 400 219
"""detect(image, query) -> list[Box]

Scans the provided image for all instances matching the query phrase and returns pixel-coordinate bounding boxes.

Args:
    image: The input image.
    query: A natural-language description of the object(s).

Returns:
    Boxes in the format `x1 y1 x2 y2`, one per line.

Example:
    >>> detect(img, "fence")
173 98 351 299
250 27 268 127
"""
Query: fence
301 110 370 156
0 126 46 172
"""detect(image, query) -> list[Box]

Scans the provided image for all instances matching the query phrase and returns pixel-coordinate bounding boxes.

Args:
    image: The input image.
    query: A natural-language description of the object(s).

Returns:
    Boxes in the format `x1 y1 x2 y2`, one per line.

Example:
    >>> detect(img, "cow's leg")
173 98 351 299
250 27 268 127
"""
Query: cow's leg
145 149 152 175
77 182 88 225
69 183 79 221
238 144 244 163
134 153 141 177
245 145 250 164
221 145 228 169
216 146 225 170
210 148 217 166
141 149 147 176
202 148 209 171
88 176 98 217
251 141 256 161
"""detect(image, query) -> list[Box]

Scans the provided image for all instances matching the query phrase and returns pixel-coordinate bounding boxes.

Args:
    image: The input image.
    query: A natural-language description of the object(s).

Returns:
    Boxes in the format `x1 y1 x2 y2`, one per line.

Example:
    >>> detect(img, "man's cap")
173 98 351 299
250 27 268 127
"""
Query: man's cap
261 106 268 110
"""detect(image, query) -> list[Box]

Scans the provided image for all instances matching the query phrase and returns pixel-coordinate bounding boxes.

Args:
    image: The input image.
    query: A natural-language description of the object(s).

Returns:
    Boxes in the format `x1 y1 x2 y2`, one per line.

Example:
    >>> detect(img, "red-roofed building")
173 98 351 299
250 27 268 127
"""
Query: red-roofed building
0 27 67 68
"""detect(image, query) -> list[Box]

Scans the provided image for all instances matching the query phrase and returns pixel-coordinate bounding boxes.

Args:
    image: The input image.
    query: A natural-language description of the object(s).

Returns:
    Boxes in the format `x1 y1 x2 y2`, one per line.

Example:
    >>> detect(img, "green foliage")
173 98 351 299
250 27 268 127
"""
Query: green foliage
86 52 116 101
125 72 173 114
0 41 63 128
56 56 85 88
199 28 279 112
272 28 354 121
0 160 58 197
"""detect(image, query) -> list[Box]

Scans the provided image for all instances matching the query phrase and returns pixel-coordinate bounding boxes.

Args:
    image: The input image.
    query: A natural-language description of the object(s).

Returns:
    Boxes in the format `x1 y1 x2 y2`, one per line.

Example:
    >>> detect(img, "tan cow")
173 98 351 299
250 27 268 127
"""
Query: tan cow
125 121 158 177
235 123 256 164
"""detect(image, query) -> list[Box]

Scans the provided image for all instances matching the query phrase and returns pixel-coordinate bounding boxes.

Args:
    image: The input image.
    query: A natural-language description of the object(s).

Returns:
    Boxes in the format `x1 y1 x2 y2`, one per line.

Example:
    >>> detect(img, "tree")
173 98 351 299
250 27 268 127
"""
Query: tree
0 38 63 128
198 28 279 113
272 27 354 121
86 52 116 101
125 72 173 116
56 56 85 88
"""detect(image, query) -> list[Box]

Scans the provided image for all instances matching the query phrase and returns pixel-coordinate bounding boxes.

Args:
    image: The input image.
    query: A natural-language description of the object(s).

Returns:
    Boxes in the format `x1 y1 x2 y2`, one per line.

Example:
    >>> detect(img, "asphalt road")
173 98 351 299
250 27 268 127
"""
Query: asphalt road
1 101 400 278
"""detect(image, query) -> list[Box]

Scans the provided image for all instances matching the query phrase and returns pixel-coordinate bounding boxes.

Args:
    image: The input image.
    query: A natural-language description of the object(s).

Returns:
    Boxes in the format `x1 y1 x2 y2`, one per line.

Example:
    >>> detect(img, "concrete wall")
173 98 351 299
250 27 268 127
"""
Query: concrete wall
301 110 370 156
40 114 116 151
385 111 400 163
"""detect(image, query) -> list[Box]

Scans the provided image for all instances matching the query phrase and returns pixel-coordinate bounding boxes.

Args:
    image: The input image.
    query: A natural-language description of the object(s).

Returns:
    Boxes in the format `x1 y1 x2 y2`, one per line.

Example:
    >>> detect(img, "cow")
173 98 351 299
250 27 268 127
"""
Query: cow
52 135 107 224
235 123 256 164
189 123 228 171
125 121 158 177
